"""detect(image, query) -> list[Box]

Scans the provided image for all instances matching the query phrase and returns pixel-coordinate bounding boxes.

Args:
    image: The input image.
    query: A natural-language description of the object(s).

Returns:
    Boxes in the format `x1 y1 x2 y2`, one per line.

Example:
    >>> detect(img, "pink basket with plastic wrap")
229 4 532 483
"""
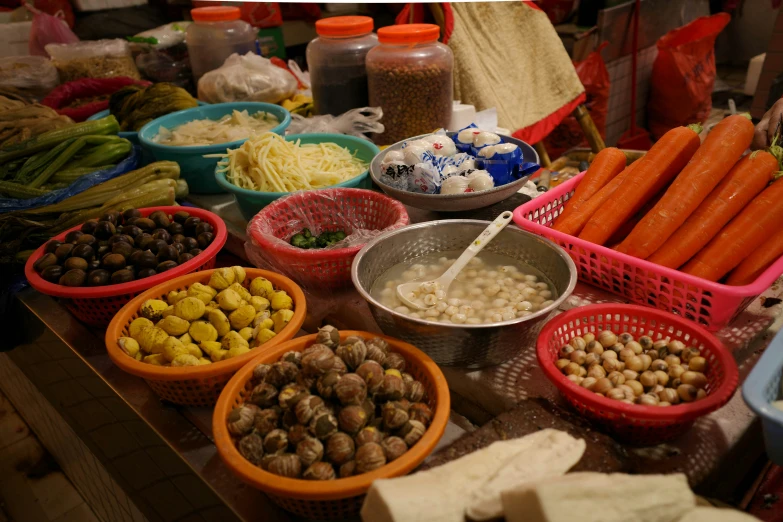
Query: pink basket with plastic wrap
246 189 409 290
512 172 783 331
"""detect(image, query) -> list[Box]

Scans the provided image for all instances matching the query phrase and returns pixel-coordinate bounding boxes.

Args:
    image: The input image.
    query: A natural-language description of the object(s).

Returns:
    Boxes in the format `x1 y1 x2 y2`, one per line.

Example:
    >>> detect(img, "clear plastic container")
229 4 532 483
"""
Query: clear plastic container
306 16 378 116
187 6 258 82
366 24 453 145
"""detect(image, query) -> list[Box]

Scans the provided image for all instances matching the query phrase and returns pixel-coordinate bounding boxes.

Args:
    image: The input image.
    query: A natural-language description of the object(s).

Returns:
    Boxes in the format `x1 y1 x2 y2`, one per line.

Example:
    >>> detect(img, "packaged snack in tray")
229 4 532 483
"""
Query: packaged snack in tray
46 39 141 82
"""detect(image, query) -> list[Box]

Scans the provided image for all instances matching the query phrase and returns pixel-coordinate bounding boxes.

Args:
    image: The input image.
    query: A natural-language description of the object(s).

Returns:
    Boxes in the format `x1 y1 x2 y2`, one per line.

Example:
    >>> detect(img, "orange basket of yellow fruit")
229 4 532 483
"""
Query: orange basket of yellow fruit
105 267 306 406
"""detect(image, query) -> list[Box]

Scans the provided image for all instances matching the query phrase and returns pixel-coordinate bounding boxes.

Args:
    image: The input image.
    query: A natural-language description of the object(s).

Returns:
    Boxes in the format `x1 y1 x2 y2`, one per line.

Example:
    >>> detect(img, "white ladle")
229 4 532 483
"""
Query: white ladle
396 211 514 311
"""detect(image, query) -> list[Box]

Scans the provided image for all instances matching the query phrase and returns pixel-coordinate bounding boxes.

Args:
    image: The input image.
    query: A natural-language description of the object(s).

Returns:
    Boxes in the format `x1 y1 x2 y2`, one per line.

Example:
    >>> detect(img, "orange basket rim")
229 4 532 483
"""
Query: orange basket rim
104 268 307 380
536 303 739 422
25 206 228 299
212 331 450 500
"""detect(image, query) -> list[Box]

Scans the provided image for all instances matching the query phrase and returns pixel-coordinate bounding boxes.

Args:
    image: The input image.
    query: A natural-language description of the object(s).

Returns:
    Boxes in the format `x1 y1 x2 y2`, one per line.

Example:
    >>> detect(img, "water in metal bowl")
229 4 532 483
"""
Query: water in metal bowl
369 133 539 212
351 221 577 368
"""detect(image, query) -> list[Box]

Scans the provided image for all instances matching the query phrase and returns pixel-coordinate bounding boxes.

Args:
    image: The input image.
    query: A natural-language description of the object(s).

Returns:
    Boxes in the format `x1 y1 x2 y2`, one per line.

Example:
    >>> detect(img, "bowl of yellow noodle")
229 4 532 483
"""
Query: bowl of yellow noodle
214 133 378 220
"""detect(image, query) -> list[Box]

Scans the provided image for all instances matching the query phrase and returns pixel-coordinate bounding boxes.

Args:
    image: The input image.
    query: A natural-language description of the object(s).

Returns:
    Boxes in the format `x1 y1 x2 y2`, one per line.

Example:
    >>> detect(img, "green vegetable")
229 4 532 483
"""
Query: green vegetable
0 116 120 164
62 139 131 170
50 165 115 184
0 181 49 199
290 229 347 249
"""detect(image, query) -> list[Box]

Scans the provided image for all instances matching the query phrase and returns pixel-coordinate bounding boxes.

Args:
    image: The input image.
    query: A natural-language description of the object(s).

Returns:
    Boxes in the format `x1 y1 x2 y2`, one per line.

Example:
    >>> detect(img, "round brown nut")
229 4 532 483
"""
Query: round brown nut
354 442 386 474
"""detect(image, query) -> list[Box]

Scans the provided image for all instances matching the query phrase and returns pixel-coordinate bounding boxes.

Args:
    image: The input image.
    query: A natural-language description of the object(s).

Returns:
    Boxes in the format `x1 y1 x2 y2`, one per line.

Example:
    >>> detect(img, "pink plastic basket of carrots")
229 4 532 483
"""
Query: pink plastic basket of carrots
513 114 783 331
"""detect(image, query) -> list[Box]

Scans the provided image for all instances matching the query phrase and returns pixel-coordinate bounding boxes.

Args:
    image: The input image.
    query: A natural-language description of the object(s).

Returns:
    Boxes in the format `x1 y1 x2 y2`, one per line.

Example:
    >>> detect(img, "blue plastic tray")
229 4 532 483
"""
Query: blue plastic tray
743 329 783 464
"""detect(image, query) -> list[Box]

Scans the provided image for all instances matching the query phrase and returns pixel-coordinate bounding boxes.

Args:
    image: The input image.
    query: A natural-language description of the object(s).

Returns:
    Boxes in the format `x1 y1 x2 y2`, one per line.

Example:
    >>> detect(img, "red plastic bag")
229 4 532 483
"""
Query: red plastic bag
544 42 610 159
647 13 730 140
42 77 151 122
27 7 78 57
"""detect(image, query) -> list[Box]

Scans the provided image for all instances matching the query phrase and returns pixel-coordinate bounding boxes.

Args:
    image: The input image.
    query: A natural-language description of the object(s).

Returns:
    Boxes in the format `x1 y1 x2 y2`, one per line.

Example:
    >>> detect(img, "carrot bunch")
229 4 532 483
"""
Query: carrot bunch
551 113 783 286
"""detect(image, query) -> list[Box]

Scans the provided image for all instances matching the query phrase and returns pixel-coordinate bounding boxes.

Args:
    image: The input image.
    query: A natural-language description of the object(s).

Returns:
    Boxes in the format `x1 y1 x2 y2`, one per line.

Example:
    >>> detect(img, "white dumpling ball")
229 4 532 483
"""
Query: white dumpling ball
420 134 457 156
402 140 430 165
472 131 502 147
466 170 494 192
457 128 480 144
440 176 470 195
384 150 405 163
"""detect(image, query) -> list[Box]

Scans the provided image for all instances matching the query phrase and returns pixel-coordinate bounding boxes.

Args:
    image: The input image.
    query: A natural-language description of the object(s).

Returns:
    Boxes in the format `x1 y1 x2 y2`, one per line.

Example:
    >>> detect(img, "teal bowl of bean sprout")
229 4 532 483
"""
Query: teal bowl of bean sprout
214 133 379 221
138 102 291 194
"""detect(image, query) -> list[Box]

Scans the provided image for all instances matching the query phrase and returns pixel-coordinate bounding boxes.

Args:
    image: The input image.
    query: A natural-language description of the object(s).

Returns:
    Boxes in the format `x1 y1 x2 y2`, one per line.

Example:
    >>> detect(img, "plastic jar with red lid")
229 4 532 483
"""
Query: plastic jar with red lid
186 6 258 82
366 24 453 145
306 16 378 116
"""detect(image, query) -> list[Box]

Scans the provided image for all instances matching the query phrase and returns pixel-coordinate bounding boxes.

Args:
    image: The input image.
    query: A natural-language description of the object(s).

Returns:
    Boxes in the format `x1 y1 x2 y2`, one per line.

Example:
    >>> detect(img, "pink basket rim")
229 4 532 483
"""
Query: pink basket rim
512 172 783 298
248 188 410 258
25 206 228 299
536 303 739 421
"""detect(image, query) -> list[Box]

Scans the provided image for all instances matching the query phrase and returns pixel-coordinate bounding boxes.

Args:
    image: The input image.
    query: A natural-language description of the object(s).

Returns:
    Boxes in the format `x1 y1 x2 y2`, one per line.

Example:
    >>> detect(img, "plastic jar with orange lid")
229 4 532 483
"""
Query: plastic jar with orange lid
366 24 453 145
306 16 378 116
187 6 258 82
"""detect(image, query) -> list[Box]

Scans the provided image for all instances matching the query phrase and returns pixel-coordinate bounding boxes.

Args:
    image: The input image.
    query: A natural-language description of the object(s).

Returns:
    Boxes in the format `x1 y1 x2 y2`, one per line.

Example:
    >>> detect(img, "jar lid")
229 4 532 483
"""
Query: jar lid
377 24 440 45
191 6 241 22
316 16 374 37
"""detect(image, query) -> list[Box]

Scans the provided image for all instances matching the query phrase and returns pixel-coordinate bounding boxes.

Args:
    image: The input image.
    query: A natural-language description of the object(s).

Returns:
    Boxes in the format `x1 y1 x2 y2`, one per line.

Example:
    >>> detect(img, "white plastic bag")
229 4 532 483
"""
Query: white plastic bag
286 107 385 140
0 56 59 98
129 22 190 51
197 52 297 104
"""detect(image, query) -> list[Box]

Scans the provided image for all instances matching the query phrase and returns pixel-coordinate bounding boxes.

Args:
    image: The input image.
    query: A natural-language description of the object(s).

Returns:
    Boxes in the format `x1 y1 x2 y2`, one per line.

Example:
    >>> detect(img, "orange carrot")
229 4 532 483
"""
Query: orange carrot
552 161 639 236
645 150 777 268
726 228 783 285
607 186 668 246
578 125 702 245
556 147 627 223
682 178 783 281
618 114 755 258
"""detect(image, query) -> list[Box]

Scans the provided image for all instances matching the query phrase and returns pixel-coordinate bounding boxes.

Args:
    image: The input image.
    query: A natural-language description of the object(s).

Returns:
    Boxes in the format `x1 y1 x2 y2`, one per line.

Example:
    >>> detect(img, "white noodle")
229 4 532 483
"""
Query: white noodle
153 110 279 146
217 133 368 193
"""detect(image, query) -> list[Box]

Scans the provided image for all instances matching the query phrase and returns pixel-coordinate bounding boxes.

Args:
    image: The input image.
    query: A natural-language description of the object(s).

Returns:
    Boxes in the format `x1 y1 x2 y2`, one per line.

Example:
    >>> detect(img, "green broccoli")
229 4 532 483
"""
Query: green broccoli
290 233 311 249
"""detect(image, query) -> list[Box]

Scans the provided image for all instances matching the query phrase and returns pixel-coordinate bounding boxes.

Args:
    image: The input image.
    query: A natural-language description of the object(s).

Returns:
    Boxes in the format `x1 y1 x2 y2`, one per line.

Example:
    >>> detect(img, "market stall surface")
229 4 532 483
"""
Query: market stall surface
4 192 782 522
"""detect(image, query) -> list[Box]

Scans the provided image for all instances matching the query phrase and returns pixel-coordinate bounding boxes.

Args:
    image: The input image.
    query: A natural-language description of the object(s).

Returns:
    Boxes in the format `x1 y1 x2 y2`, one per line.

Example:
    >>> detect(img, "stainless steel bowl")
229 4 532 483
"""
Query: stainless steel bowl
351 221 577 368
370 133 539 212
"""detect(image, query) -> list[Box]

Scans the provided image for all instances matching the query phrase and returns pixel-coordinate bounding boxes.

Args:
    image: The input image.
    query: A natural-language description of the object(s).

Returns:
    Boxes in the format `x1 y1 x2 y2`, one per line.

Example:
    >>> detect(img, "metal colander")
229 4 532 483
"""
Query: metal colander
351 220 577 368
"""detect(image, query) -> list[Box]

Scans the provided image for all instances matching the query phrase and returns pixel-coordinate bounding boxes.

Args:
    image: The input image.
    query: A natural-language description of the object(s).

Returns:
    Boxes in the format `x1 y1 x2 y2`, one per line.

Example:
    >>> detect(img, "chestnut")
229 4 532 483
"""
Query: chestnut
189 248 203 257
149 210 170 229
102 253 126 271
71 244 94 261
64 257 88 272
76 234 96 246
195 222 213 236
101 210 121 224
183 216 201 234
88 259 101 271
136 251 158 269
80 220 98 235
123 225 142 239
135 218 155 231
122 208 141 221
177 253 194 264
40 265 63 283
54 243 74 260
64 230 83 244
111 269 134 284
173 211 190 224
137 268 157 279
136 234 154 249
156 245 178 262
43 240 61 254
152 229 171 243
149 239 168 254
181 237 198 251
94 221 116 240
112 242 133 259
171 233 186 244
59 269 86 287
167 222 184 236
97 245 110 258
197 232 214 249
156 260 178 272
108 235 131 246
33 253 58 273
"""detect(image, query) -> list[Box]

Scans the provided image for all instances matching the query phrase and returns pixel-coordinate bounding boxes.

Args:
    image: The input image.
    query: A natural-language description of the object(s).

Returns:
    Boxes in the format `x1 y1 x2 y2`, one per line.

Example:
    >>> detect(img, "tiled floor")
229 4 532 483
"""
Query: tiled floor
0 391 100 522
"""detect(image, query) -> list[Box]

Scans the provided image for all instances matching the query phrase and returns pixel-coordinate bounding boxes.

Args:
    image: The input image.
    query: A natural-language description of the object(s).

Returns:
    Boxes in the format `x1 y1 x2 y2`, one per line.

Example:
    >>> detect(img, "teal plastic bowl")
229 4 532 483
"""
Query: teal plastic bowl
214 133 379 221
87 101 208 145
138 102 291 194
